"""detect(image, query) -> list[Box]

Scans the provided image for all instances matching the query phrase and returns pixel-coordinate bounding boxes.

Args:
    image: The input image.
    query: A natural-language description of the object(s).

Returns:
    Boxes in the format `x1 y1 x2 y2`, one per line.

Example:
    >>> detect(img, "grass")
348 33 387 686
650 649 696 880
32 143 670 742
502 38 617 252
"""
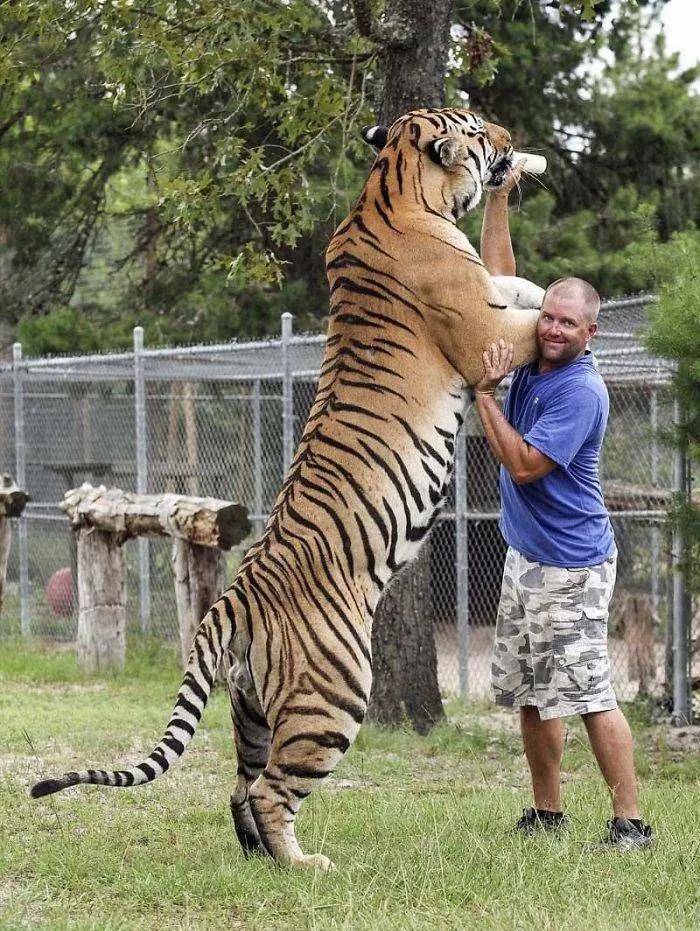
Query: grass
1 639 699 930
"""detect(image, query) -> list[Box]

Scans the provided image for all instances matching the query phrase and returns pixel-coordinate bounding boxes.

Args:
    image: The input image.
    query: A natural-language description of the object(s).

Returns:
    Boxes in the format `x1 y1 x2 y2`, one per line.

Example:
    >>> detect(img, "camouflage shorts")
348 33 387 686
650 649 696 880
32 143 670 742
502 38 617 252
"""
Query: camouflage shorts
491 547 618 720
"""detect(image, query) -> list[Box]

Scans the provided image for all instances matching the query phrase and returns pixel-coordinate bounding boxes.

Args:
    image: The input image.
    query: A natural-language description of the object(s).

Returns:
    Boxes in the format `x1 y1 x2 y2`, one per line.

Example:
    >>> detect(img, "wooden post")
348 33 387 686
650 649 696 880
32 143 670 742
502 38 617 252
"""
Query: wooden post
0 474 29 616
0 517 10 616
182 382 199 496
620 592 657 697
75 527 126 673
172 538 225 666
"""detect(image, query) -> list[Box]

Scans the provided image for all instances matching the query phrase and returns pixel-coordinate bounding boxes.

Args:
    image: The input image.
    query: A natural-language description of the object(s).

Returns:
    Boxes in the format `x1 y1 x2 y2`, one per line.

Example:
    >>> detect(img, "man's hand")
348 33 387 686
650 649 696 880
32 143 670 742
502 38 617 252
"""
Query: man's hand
488 157 524 201
475 338 514 396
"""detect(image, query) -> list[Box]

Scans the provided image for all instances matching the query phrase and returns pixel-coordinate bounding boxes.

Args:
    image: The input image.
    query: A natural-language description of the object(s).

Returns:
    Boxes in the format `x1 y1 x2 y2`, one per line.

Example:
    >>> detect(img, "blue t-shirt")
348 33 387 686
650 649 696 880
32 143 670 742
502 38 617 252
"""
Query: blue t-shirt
499 351 615 568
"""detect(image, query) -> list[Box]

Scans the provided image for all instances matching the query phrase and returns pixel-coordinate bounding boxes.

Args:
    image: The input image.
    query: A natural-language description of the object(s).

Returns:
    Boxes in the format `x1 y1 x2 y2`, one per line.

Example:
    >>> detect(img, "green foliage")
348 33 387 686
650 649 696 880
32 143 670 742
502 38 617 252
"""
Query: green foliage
0 0 371 342
17 307 104 356
0 0 697 348
627 228 700 589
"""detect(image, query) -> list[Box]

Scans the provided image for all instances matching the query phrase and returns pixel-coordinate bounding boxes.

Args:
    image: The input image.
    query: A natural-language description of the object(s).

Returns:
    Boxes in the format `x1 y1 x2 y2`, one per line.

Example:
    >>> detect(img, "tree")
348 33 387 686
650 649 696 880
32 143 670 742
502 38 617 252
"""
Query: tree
638 230 700 592
0 1 372 344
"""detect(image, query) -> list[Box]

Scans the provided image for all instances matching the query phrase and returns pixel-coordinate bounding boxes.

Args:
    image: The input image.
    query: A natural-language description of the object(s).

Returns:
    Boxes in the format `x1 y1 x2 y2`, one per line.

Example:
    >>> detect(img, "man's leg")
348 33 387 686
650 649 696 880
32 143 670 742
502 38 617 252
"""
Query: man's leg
520 706 565 811
582 708 640 819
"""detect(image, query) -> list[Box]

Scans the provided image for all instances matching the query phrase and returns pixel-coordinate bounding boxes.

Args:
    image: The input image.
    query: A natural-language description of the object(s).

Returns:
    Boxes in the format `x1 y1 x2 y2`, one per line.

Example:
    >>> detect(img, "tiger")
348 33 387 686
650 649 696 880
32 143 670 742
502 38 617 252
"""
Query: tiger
31 108 543 872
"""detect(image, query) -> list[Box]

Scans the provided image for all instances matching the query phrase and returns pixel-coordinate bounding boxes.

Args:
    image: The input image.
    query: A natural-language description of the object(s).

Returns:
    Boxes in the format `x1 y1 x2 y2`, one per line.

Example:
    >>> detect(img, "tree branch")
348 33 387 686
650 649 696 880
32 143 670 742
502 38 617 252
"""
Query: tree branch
0 105 27 141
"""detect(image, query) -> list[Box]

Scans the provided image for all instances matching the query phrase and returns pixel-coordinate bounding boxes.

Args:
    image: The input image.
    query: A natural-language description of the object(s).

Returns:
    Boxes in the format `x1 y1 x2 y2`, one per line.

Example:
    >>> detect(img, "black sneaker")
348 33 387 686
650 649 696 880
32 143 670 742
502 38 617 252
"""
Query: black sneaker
515 807 570 835
606 818 654 851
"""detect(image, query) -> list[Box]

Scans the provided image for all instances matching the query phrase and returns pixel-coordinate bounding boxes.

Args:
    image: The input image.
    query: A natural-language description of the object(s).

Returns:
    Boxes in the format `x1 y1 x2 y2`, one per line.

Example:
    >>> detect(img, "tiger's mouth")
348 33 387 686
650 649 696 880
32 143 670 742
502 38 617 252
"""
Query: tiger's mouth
484 154 514 191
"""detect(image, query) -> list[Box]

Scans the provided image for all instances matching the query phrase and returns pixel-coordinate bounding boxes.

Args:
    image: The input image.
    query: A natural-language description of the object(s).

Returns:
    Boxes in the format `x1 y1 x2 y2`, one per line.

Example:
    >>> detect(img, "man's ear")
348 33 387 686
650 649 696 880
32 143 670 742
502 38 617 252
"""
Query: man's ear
361 125 388 151
427 137 461 170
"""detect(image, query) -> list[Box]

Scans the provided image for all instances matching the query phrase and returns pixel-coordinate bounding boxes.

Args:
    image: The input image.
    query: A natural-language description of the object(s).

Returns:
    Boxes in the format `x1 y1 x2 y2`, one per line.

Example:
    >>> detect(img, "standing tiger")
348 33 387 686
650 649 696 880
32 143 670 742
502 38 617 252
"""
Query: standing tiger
31 109 543 871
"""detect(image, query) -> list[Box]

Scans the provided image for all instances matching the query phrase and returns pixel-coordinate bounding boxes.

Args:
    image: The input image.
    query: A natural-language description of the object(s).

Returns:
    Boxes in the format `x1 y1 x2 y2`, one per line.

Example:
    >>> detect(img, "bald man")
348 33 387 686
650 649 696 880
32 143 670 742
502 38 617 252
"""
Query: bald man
475 165 653 849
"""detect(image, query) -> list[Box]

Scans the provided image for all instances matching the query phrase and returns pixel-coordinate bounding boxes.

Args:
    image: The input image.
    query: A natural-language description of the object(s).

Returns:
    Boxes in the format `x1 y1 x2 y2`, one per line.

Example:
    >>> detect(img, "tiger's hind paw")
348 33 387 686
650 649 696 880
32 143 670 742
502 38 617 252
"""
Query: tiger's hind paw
290 853 335 872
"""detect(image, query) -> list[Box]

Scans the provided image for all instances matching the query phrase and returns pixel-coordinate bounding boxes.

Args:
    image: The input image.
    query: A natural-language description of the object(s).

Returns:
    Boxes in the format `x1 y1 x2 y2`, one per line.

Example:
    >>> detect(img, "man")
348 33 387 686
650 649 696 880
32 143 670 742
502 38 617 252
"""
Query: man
475 163 653 849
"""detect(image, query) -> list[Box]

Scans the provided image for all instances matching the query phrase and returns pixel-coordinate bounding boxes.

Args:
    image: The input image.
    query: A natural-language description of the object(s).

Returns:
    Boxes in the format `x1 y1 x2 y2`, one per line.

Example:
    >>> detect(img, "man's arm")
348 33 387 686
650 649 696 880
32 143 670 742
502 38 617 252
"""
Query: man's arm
474 340 556 485
480 161 523 277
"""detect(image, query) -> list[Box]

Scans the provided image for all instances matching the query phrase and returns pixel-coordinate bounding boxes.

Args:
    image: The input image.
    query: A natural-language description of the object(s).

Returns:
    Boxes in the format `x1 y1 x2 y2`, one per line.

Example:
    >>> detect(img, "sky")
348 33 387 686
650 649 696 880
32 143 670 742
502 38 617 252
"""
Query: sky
661 0 700 70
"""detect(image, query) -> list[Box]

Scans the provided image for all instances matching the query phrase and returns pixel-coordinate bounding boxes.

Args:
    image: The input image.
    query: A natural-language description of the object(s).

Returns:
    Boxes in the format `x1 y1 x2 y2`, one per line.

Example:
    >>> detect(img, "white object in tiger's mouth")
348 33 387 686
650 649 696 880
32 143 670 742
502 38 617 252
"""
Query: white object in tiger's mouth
512 152 547 174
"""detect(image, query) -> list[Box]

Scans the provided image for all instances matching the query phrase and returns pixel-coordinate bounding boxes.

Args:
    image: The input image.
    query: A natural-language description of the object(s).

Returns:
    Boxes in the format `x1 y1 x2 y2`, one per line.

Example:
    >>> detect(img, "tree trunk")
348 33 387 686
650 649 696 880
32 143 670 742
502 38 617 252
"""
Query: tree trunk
369 534 445 732
622 592 658 698
352 0 453 731
378 0 454 124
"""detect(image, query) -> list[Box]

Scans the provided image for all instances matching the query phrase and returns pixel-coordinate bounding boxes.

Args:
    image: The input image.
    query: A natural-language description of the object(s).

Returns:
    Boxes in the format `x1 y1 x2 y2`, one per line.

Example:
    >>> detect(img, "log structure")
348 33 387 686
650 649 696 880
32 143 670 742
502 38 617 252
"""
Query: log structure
61 484 248 549
0 474 29 615
61 484 250 672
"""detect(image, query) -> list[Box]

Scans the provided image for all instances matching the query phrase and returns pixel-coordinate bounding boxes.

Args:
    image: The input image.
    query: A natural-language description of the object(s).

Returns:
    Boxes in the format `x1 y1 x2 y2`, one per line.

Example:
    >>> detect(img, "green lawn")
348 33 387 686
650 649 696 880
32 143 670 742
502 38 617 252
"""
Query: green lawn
1 640 698 931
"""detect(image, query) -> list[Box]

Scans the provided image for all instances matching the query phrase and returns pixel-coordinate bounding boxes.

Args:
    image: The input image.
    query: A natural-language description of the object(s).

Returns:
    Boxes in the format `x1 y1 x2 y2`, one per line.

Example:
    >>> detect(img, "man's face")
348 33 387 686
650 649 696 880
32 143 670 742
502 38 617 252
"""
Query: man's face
536 293 597 366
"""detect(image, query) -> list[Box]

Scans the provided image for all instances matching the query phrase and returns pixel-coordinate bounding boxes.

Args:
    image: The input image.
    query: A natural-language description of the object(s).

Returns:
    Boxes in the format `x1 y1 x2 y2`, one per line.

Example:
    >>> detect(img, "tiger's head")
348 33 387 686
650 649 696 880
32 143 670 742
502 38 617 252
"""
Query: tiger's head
361 108 514 222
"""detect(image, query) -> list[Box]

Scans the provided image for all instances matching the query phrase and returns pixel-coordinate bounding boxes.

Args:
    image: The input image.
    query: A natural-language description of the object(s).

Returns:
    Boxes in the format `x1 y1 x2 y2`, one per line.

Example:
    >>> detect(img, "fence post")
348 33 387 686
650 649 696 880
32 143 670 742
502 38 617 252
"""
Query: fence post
650 384 660 614
133 326 151 633
671 399 691 725
252 378 264 536
281 313 294 474
455 418 469 696
12 342 30 636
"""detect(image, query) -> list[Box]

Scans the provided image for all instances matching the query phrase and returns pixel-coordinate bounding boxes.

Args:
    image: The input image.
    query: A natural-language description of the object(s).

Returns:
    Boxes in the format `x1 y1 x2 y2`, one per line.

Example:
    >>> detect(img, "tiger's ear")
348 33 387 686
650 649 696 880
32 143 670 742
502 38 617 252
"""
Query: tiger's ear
427 137 461 170
361 125 388 151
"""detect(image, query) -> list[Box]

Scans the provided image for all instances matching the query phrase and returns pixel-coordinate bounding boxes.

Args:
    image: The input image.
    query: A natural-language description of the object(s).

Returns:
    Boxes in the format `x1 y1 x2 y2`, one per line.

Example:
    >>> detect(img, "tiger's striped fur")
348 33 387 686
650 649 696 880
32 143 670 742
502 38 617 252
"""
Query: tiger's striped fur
31 109 541 871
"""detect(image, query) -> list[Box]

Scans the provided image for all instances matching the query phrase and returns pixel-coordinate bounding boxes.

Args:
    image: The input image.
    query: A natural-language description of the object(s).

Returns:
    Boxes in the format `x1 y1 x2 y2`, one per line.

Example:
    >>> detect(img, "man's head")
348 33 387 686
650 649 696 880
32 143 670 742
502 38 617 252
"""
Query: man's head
537 277 600 368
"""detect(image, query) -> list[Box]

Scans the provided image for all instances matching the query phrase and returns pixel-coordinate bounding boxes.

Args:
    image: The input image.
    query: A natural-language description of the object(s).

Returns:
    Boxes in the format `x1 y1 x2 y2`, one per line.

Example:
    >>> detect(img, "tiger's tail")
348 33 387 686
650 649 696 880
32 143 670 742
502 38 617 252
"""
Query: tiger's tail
30 595 236 799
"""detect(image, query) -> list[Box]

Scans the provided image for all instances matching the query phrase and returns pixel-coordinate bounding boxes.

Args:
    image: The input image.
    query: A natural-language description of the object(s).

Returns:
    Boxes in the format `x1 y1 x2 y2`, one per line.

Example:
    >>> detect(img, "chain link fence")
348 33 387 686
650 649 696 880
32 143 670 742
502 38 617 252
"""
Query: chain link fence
0 299 695 712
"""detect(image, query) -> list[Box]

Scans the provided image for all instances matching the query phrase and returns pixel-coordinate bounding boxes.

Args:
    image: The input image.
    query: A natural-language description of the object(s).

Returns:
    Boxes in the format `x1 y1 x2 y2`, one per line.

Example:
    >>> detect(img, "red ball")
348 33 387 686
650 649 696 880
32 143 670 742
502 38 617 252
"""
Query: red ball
45 567 74 617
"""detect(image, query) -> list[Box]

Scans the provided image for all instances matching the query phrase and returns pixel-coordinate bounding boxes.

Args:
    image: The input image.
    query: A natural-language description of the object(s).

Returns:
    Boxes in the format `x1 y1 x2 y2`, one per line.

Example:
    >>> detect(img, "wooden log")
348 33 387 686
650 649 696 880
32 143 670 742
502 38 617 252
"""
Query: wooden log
76 527 126 673
603 480 700 512
0 473 30 518
61 484 249 550
0 517 10 616
172 538 225 667
0 474 29 616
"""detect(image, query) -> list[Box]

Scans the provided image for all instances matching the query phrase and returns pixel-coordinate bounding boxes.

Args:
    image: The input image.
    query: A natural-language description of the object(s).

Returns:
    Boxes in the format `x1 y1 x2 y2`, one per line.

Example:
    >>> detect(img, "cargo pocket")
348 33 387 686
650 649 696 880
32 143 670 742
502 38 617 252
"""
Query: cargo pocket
556 608 610 702
556 652 594 698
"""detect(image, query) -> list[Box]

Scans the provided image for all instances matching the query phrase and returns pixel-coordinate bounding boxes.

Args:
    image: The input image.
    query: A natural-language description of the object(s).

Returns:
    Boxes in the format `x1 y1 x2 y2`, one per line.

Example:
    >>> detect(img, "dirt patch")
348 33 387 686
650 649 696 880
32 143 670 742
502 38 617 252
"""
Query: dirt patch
448 708 521 735
20 682 108 695
0 879 44 927
660 725 700 752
